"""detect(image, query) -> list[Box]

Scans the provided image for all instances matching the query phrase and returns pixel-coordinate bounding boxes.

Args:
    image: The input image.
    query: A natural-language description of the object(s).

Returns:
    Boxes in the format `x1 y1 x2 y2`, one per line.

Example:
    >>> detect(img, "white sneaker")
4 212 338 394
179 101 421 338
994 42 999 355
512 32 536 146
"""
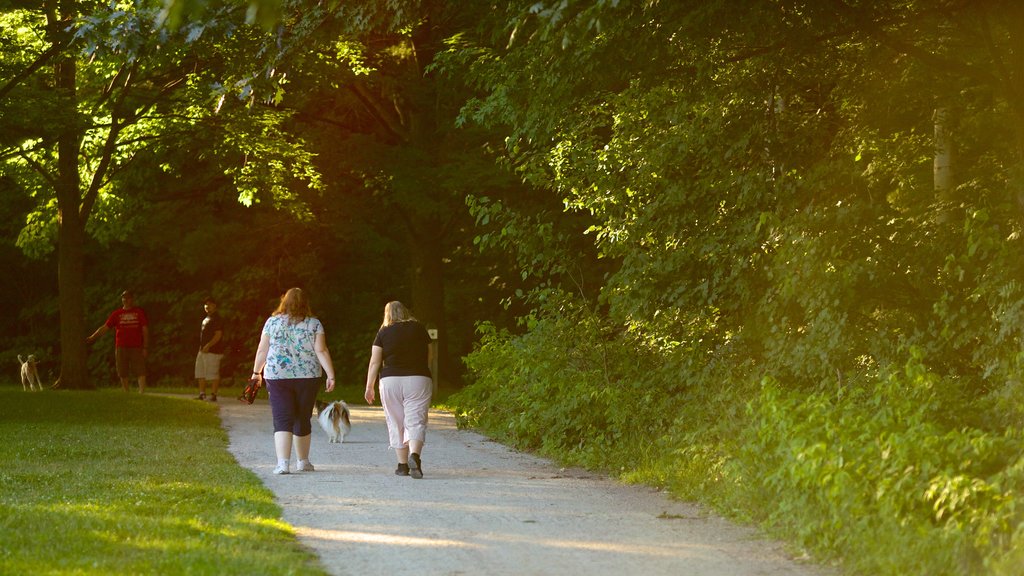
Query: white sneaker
297 460 314 472
273 462 290 475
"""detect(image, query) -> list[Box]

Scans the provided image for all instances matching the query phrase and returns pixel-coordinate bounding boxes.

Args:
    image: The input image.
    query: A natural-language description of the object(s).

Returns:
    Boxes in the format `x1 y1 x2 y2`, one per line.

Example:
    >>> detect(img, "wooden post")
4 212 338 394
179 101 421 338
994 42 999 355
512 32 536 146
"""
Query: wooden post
428 328 438 395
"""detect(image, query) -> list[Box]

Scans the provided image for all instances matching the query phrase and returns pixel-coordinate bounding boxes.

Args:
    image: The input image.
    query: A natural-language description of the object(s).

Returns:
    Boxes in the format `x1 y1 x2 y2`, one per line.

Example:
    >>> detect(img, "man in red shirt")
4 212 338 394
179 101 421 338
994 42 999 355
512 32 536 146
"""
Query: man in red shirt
87 290 150 392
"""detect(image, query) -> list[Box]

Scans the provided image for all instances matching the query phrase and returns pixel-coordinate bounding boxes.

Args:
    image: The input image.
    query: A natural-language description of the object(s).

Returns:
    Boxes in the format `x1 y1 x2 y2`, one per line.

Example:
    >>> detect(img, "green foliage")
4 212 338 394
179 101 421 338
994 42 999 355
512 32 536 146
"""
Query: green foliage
737 354 1024 575
454 293 687 469
217 108 324 213
454 302 1024 575
450 1 1024 574
0 389 326 575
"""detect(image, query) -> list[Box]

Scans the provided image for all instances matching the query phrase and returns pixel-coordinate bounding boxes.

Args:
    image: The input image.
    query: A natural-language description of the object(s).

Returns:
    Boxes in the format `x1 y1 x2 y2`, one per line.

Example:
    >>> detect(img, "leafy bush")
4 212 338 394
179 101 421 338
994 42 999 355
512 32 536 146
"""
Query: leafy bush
452 306 1024 575
454 293 687 469
737 352 1024 574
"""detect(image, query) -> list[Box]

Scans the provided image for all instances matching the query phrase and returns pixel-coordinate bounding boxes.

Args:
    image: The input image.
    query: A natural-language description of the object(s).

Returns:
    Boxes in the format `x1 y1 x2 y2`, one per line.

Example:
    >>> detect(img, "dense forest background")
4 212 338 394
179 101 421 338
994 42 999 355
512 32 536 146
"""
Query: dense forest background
3 1 1024 574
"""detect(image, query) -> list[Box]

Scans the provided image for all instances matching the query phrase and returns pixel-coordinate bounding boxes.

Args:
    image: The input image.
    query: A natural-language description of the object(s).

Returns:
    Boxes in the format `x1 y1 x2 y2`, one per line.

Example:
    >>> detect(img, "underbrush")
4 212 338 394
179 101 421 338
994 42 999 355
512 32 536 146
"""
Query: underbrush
450 313 1024 576
453 313 687 471
734 357 1024 575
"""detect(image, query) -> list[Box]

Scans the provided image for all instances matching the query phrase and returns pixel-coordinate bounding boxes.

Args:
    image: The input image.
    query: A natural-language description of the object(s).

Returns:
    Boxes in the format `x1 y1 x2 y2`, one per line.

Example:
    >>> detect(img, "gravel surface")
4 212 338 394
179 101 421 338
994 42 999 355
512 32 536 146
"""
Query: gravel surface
217 398 831 576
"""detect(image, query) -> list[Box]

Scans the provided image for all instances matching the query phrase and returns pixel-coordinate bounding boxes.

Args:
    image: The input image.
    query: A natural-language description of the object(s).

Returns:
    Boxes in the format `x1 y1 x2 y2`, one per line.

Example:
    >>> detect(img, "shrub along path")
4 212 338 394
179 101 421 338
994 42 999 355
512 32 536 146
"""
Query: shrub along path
217 398 832 576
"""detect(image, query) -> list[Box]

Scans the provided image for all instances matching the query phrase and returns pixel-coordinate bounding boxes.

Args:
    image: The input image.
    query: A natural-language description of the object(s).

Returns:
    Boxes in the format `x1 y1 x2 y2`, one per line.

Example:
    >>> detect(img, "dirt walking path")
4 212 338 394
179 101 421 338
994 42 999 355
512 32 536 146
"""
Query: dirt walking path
217 398 830 576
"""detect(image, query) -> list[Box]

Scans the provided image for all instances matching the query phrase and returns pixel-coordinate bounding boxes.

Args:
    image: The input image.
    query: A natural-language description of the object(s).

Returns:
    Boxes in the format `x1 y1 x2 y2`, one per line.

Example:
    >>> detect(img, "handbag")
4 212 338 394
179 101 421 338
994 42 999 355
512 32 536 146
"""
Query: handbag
239 375 262 404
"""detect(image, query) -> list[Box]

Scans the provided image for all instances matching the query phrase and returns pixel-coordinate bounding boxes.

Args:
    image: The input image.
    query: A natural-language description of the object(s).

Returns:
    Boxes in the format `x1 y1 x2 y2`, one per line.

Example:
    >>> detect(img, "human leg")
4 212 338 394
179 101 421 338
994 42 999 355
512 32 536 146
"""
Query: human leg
267 379 299 473
394 448 410 476
292 379 318 470
195 353 207 398
403 376 433 448
115 348 130 391
292 378 318 437
274 431 294 459
274 431 293 473
207 353 223 400
127 347 147 393
403 376 433 479
295 434 313 470
379 377 407 461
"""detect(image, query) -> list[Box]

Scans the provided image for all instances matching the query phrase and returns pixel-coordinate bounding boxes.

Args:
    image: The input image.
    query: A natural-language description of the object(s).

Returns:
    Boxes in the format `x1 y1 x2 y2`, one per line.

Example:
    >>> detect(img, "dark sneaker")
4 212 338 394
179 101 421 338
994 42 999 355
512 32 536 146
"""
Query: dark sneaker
195 393 206 400
395 463 410 476
409 453 423 479
209 394 217 402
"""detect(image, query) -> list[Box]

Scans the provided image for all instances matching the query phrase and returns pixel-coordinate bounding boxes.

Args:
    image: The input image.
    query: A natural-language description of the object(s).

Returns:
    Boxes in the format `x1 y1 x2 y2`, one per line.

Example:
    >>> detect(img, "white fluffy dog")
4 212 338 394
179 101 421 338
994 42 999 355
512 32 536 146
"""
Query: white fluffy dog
18 354 43 391
315 400 351 443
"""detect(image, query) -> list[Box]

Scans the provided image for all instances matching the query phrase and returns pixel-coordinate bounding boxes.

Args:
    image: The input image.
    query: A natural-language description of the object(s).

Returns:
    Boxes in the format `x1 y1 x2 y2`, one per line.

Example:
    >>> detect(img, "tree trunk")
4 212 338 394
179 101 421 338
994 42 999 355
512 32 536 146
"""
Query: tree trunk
408 227 448 385
934 106 954 200
57 200 91 389
53 2 92 389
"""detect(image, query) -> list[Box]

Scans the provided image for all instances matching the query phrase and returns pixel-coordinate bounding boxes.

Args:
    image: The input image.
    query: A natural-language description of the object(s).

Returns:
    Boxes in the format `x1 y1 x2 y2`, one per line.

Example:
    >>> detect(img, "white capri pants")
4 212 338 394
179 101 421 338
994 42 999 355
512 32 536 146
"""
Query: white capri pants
379 375 433 449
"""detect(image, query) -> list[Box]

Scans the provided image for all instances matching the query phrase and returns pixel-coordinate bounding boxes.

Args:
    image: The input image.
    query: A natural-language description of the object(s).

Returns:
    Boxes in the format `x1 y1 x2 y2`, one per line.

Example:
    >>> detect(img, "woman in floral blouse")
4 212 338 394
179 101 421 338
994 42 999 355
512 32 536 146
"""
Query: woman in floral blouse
251 287 337 475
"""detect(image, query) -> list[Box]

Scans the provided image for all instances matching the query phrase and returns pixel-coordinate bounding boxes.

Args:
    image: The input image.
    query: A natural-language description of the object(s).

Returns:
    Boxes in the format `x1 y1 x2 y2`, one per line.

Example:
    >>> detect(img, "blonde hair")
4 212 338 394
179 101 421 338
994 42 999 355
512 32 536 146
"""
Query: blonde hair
381 300 416 329
274 288 313 324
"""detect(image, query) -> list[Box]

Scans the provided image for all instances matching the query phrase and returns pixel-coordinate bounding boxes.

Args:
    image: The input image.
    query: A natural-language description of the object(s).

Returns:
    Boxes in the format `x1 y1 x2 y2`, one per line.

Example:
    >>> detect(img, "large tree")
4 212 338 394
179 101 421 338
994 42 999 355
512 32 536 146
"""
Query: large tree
1 0 319 387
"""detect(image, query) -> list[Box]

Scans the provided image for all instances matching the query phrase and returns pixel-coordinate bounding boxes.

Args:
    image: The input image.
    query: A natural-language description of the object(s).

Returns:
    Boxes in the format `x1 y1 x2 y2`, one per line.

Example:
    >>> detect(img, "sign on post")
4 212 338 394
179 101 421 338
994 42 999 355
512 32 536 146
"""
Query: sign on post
428 328 439 394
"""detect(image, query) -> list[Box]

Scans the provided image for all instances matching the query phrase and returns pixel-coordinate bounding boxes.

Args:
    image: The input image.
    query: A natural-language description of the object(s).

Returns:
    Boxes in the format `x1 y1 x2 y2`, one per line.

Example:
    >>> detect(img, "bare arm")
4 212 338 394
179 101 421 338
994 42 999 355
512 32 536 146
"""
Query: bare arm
314 331 336 392
251 332 271 377
364 345 383 404
86 324 109 343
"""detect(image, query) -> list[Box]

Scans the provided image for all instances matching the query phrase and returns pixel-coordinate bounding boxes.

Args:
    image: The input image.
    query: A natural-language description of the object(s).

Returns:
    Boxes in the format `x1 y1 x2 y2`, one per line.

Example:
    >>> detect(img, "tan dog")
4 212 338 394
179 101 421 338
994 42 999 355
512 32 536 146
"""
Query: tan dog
18 355 43 391
315 400 351 443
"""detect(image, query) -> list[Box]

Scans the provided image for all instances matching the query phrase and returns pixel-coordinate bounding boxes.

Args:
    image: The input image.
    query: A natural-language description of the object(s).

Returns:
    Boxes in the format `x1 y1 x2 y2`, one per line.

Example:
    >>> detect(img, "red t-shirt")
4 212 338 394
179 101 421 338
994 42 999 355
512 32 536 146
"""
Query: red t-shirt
105 307 148 348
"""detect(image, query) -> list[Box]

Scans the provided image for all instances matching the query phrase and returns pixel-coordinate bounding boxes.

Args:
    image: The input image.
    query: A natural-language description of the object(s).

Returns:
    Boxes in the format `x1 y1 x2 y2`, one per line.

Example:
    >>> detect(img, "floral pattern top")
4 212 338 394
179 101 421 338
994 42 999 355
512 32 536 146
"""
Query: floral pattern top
262 315 324 379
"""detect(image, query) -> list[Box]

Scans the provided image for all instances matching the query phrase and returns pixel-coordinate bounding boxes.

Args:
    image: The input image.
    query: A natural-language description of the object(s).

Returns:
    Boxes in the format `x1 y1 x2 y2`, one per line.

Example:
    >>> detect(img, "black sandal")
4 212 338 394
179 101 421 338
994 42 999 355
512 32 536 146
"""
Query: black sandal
409 453 423 479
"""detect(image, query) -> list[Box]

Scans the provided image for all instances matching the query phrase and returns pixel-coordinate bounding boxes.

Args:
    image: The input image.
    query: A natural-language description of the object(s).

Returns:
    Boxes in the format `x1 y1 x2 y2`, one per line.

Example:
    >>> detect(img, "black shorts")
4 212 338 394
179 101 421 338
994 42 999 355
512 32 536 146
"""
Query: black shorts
115 347 146 378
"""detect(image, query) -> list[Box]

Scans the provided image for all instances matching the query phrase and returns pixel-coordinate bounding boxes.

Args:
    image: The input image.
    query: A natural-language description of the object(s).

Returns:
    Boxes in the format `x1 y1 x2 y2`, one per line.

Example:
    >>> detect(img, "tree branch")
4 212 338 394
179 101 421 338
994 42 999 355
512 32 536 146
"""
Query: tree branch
80 65 192 221
348 81 407 143
725 27 857 64
17 151 59 189
0 40 68 102
827 0 998 87
79 117 122 222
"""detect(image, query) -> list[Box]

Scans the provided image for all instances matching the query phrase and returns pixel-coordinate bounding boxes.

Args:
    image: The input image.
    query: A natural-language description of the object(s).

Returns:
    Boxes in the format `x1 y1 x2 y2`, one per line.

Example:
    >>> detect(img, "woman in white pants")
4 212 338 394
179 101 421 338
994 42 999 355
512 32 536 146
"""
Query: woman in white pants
364 301 434 478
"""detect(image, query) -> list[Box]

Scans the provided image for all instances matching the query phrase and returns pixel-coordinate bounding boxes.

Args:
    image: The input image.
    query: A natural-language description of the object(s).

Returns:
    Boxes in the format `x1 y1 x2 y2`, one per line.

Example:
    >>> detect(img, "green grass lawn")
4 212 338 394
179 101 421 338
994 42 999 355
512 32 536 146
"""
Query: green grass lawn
0 387 328 576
